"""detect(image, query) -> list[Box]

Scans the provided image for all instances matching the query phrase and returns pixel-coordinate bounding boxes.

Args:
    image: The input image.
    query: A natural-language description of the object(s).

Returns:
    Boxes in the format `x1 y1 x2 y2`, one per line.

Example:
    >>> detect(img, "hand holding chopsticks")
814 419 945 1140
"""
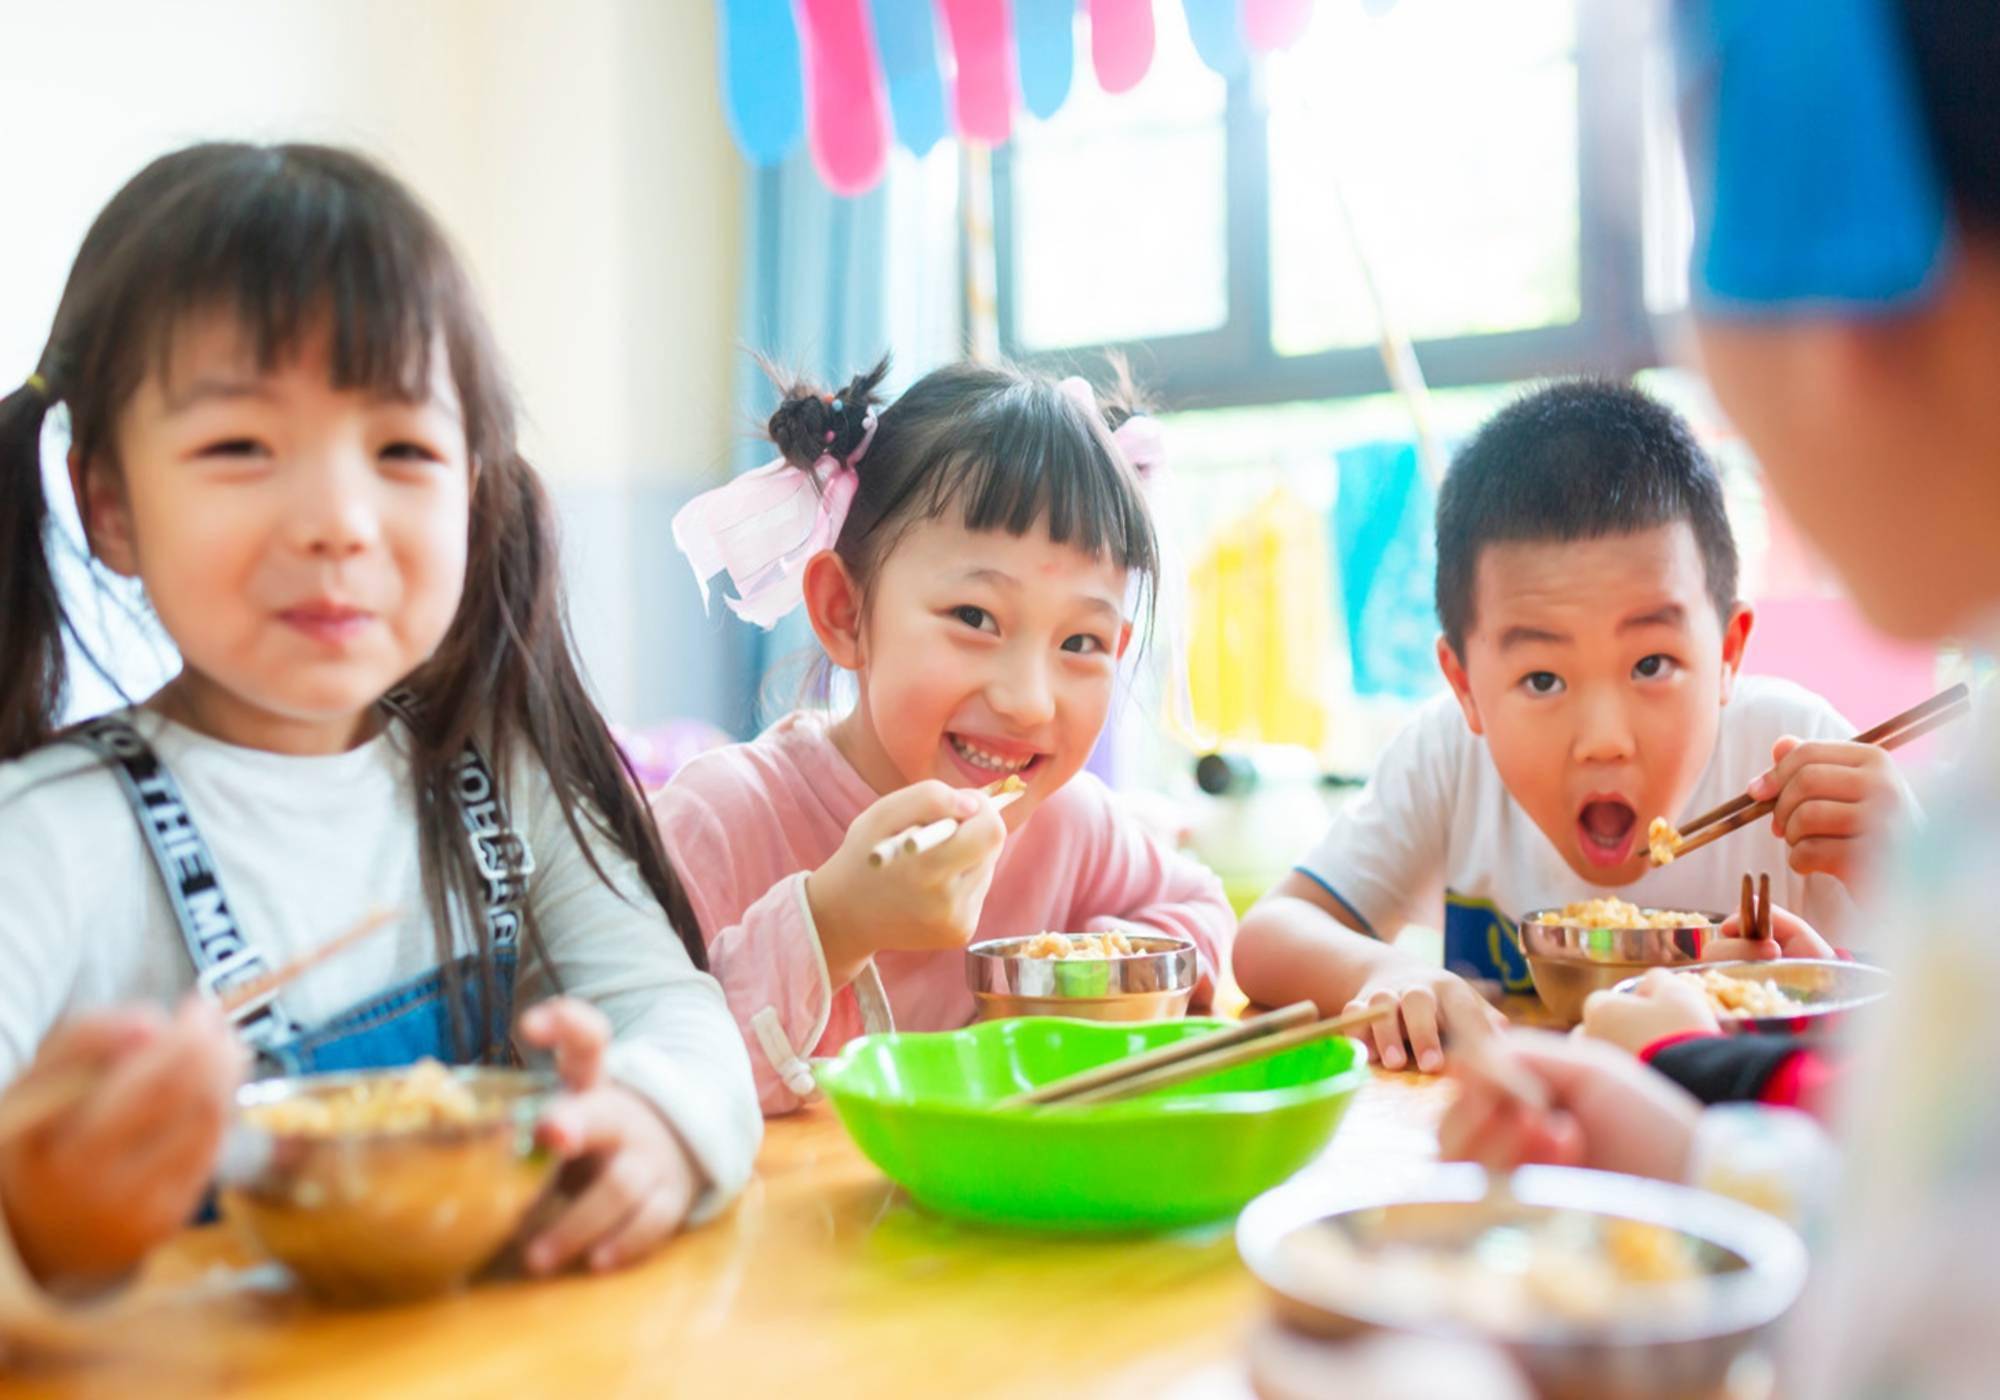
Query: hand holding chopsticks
870 775 1026 868
1654 682 1971 865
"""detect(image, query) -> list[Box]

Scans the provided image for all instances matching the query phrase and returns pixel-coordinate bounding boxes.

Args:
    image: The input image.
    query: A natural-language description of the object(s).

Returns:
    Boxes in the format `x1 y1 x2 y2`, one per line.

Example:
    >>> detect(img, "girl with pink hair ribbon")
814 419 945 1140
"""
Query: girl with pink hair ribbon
658 359 1232 1114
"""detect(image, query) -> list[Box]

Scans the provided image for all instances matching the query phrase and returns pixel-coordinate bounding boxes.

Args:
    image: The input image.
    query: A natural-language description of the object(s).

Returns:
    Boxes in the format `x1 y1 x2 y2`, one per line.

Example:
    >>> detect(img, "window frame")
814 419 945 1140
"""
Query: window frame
991 0 1657 408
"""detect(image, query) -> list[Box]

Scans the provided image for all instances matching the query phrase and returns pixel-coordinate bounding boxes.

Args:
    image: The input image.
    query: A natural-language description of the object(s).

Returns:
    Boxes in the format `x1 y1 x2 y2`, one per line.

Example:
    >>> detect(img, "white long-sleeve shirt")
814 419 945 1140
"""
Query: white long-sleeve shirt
0 707 761 1339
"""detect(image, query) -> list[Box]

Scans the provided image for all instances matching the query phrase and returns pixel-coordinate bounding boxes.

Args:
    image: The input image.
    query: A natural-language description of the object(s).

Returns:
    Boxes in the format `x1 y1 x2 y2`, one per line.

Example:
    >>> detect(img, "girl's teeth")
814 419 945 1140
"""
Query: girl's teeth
951 736 1030 772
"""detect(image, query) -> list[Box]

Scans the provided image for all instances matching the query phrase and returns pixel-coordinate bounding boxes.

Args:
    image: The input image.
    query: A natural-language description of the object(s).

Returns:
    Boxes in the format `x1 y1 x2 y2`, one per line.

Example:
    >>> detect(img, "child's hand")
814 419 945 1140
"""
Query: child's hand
807 781 1007 985
1580 968 1720 1055
1704 903 1837 964
1345 964 1507 1074
0 998 245 1292
1748 736 1913 886
1439 1030 1701 1182
519 998 703 1276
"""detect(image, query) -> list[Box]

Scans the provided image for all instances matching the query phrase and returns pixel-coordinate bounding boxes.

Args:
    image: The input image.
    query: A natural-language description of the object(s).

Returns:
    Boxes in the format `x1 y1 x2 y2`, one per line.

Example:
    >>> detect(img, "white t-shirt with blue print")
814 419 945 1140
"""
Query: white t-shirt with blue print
1295 676 1864 991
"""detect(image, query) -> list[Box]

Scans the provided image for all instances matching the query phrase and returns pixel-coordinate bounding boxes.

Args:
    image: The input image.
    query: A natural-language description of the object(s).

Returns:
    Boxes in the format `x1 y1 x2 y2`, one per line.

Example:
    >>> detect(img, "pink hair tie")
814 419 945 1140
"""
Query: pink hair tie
671 410 876 629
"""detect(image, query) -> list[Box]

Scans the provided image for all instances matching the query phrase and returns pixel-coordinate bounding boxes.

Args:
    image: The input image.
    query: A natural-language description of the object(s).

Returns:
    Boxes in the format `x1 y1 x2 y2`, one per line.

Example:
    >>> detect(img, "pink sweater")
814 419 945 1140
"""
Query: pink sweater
651 712 1234 1113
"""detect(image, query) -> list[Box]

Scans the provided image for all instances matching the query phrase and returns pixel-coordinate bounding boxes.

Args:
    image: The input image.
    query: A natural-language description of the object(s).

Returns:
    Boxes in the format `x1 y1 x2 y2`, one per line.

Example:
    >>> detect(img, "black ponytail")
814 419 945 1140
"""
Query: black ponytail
766 356 891 473
0 375 69 761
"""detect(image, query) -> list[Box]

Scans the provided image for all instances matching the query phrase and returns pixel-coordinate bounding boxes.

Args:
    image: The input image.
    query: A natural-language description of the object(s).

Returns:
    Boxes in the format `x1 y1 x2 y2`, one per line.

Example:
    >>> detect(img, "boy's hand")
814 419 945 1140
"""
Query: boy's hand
1748 736 1913 886
1579 968 1720 1055
0 998 245 1292
1439 1030 1700 1182
519 998 703 1276
1704 903 1837 964
1345 964 1507 1074
808 781 1007 986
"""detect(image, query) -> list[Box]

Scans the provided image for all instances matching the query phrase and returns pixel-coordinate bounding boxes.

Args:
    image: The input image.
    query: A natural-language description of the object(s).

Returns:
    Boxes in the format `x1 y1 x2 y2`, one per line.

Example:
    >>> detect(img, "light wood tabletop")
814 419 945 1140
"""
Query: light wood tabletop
7 999 1554 1399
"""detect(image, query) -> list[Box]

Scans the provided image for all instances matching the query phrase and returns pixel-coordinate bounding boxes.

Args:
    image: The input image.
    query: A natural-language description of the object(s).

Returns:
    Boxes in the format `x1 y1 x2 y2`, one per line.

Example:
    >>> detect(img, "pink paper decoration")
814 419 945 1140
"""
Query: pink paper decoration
1088 0 1156 94
1243 0 1313 52
937 0 1017 146
798 0 891 195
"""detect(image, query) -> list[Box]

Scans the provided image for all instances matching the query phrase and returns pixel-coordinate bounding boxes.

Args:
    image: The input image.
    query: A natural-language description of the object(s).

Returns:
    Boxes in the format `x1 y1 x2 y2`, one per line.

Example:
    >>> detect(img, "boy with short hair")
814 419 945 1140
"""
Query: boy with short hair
1232 379 1910 1069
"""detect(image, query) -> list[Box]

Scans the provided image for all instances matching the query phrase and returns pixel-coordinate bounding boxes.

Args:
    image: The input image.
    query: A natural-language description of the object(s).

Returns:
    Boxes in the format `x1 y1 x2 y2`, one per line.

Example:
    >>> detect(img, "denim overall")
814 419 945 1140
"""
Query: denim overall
64 693 530 1073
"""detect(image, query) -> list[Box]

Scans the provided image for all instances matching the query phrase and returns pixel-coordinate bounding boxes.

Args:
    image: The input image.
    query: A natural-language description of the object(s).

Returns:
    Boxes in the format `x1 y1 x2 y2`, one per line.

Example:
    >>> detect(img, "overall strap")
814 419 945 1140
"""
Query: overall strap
64 716 305 1051
378 689 529 949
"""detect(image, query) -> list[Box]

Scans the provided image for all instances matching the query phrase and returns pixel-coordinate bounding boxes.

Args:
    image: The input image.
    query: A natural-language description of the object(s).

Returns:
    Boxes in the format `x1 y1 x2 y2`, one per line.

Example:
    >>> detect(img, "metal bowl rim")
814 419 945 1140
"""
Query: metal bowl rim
1610 957 1891 1020
1236 1162 1810 1348
233 1065 558 1145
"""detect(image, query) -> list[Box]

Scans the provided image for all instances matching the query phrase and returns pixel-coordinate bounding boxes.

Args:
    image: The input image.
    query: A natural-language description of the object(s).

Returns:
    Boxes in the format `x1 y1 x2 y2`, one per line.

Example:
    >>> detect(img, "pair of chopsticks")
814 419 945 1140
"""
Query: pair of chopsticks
868 776 1025 868
0 908 399 1145
1740 873 1773 942
997 1000 1392 1110
1658 683 1972 864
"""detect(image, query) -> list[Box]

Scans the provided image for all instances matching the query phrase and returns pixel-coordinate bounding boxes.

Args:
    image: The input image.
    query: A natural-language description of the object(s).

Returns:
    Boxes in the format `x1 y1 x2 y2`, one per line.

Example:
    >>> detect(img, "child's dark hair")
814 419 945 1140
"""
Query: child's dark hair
0 142 707 1035
766 357 1159 607
1435 379 1739 656
1897 0 2000 236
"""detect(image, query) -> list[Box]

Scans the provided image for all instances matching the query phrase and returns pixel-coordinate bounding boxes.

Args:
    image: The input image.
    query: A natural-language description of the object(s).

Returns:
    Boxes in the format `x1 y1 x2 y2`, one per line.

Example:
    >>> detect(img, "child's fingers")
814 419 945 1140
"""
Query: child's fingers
519 998 611 1090
525 1153 650 1276
586 1182 694 1273
913 801 1006 877
1397 988 1445 1074
535 1084 632 1161
1780 798 1865 845
857 781 980 843
1356 993 1409 1071
1752 738 1871 802
70 1000 240 1149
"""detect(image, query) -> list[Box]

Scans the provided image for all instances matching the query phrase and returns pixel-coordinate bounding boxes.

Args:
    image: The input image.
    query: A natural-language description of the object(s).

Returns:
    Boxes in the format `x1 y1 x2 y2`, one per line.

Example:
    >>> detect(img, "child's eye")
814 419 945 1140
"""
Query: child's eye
1061 633 1110 656
1633 654 1679 681
197 438 267 458
951 605 997 634
381 440 445 463
1520 671 1565 697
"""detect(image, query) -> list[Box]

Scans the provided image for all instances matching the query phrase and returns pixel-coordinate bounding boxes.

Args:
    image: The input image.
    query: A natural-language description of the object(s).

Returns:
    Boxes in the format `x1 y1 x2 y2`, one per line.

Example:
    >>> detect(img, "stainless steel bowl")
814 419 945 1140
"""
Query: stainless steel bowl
1516 911 1718 1025
1237 1164 1809 1400
965 932 1199 1022
1613 958 1891 1037
217 1066 558 1305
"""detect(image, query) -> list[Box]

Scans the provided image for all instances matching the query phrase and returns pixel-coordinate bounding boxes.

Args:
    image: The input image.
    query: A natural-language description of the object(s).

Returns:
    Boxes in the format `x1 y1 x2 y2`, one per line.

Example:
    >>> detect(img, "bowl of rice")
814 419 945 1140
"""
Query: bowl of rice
217 1061 557 1304
1613 958 1890 1037
1515 900 1719 1026
966 931 1199 1022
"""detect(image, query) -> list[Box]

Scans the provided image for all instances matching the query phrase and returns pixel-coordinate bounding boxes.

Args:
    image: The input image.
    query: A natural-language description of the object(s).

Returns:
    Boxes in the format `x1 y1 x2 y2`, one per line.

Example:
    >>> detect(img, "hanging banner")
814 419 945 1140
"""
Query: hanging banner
1014 0 1076 120
718 0 805 166
1087 0 1155 95
871 0 950 155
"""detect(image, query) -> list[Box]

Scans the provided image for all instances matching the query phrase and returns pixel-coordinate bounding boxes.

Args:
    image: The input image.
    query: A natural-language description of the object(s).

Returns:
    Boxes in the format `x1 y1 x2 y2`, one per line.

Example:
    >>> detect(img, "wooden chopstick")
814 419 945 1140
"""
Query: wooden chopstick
1757 873 1772 941
1740 874 1757 940
214 907 400 1018
1024 1002 1394 1109
1667 686 1972 862
870 779 1025 868
998 1001 1319 1108
0 907 400 1146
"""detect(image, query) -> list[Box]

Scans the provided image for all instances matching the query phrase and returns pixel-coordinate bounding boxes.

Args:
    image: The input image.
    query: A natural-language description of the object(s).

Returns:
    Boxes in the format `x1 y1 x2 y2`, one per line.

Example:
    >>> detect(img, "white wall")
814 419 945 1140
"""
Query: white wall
0 0 748 721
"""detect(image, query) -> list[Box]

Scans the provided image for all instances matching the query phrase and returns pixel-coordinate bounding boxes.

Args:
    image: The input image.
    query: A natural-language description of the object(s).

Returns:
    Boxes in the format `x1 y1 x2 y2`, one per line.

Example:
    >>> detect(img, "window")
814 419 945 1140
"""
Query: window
993 0 1664 408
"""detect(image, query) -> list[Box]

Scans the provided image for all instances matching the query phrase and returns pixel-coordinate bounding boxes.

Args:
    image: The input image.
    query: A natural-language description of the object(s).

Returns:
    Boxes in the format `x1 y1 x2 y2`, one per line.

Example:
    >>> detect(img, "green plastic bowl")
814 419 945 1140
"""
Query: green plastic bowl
814 1017 1370 1233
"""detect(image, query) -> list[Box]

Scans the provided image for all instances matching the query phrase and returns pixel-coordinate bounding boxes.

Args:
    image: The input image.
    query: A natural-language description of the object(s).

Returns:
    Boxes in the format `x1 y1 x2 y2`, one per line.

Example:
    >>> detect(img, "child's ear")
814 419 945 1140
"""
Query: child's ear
1435 635 1485 736
1718 603 1755 703
801 550 866 671
1114 620 1134 661
68 448 139 578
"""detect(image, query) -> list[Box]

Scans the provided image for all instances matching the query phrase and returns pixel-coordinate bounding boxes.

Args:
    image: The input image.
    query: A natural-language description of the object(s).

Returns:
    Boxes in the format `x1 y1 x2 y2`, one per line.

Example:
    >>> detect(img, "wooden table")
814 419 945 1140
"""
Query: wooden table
8 1003 1549 1399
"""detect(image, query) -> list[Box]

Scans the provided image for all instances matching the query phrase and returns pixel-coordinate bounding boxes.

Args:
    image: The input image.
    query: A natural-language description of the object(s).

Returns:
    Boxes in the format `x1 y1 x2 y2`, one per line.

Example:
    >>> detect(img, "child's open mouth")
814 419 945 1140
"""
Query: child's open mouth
944 733 1046 786
1576 797 1639 868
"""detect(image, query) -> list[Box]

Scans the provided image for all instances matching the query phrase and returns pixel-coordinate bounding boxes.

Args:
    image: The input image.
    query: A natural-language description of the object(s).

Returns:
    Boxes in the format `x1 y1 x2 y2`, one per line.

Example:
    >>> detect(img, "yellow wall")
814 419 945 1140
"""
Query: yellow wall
0 0 743 487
